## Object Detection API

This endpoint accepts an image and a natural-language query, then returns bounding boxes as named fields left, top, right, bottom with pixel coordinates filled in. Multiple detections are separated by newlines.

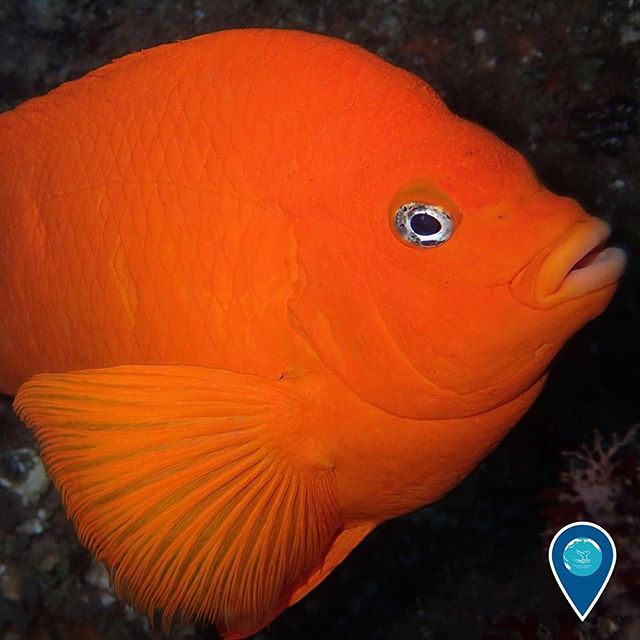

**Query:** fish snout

left=510, top=218, right=627, bottom=309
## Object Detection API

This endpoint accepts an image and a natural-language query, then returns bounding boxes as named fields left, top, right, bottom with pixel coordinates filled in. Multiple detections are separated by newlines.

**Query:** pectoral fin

left=14, top=365, right=341, bottom=639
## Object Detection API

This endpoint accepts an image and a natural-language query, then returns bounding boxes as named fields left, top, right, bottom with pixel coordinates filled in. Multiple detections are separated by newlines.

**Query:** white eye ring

left=394, top=202, right=454, bottom=247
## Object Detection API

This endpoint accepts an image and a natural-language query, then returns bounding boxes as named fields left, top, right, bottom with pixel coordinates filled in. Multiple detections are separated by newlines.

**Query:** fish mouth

left=511, top=218, right=627, bottom=308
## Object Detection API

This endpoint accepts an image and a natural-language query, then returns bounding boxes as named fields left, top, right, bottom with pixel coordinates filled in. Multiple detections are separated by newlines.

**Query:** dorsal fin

left=15, top=365, right=341, bottom=638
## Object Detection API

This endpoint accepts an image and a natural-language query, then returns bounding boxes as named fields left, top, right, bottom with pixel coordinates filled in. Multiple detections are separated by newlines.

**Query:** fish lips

left=510, top=218, right=627, bottom=309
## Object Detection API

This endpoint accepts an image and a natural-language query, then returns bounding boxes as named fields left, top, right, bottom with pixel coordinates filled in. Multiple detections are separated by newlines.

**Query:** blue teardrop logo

left=549, top=522, right=616, bottom=621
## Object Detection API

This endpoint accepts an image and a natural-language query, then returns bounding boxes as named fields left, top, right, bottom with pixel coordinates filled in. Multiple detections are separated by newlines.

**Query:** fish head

left=286, top=61, right=625, bottom=422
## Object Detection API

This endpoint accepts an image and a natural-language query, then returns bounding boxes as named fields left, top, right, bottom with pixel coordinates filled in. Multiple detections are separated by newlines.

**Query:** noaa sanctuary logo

left=549, top=522, right=616, bottom=621
left=562, top=537, right=603, bottom=577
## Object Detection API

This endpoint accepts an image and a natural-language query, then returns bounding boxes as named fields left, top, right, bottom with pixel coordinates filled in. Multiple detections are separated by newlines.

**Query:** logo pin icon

left=549, top=521, right=616, bottom=621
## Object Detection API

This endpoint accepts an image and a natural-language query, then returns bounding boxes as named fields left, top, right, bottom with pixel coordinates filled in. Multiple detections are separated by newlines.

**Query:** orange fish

left=0, top=29, right=626, bottom=638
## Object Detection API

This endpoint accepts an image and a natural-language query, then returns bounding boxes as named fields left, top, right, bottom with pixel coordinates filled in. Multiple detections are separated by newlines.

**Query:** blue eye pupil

left=410, top=213, right=441, bottom=236
left=394, top=201, right=453, bottom=248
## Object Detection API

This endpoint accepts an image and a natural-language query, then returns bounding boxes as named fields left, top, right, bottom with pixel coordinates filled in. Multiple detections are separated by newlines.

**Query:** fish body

left=0, top=29, right=625, bottom=638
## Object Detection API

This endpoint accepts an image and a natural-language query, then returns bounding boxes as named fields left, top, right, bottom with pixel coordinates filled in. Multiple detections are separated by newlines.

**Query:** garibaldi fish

left=0, top=29, right=626, bottom=638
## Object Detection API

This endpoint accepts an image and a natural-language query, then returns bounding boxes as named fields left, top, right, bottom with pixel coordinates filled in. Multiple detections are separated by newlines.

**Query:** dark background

left=0, top=1, right=638, bottom=639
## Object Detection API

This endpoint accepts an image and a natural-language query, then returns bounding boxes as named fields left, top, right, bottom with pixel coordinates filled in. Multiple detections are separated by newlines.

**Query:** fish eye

left=394, top=202, right=453, bottom=247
